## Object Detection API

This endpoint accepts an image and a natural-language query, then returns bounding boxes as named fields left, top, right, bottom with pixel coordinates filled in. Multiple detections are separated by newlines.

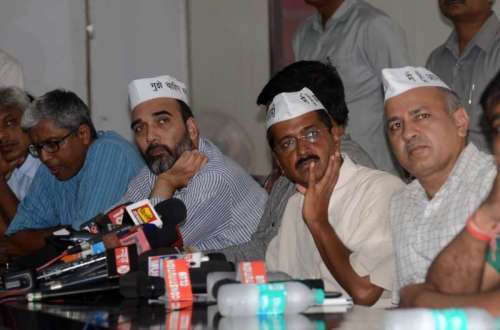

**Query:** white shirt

left=7, top=155, right=40, bottom=200
left=390, top=144, right=496, bottom=293
left=266, top=155, right=404, bottom=306
left=0, top=50, right=24, bottom=88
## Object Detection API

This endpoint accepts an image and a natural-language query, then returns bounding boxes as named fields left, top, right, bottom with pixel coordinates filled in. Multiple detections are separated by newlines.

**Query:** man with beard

left=264, top=87, right=403, bottom=306
left=122, top=75, right=267, bottom=251
left=0, top=87, right=40, bottom=234
left=427, top=0, right=500, bottom=152
left=382, top=66, right=497, bottom=302
left=1, top=89, right=144, bottom=257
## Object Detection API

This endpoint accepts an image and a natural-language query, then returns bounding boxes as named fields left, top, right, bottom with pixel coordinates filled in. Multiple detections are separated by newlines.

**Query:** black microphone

left=142, top=198, right=187, bottom=249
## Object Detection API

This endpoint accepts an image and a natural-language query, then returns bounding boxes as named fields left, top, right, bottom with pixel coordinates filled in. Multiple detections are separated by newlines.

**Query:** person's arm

left=2, top=228, right=56, bottom=257
left=400, top=283, right=500, bottom=316
left=299, top=152, right=383, bottom=306
left=426, top=170, right=500, bottom=293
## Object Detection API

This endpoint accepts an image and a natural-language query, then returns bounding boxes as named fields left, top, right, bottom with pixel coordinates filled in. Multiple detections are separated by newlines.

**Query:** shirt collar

left=14, top=154, right=40, bottom=177
left=312, top=0, right=357, bottom=32
left=332, top=153, right=357, bottom=190
left=409, top=143, right=480, bottom=202
left=445, top=13, right=500, bottom=57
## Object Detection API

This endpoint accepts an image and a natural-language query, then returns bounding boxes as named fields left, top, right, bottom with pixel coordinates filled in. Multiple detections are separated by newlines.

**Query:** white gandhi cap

left=266, top=87, right=327, bottom=129
left=128, top=75, right=189, bottom=111
left=382, top=66, right=451, bottom=102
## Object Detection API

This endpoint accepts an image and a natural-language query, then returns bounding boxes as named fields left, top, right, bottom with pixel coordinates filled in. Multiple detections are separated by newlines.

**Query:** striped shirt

left=390, top=144, right=496, bottom=292
left=121, top=137, right=268, bottom=250
left=6, top=131, right=145, bottom=235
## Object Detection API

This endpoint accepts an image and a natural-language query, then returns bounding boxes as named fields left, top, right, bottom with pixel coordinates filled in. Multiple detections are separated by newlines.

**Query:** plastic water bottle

left=384, top=308, right=499, bottom=330
left=217, top=281, right=324, bottom=317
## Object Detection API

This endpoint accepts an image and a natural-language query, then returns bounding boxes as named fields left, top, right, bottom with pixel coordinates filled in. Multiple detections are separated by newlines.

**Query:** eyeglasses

left=28, top=130, right=76, bottom=158
left=274, top=128, right=325, bottom=154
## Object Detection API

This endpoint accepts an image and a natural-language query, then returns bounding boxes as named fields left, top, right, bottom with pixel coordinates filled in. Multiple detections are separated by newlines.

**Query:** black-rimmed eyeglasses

left=28, top=130, right=76, bottom=158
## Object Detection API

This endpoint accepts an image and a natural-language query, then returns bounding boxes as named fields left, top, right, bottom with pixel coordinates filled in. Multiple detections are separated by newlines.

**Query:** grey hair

left=439, top=87, right=462, bottom=114
left=0, top=86, right=31, bottom=113
left=22, top=89, right=97, bottom=138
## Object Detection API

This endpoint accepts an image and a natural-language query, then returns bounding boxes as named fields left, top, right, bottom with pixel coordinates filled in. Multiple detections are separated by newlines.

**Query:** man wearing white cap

left=387, top=68, right=500, bottom=314
left=123, top=75, right=267, bottom=251
left=264, top=87, right=403, bottom=306
left=382, top=66, right=497, bottom=297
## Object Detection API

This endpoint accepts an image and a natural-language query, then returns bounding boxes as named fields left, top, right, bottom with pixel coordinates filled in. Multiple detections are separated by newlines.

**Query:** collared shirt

left=293, top=0, right=410, bottom=174
left=6, top=131, right=144, bottom=235
left=266, top=155, right=404, bottom=306
left=390, top=144, right=496, bottom=292
left=212, top=135, right=376, bottom=262
left=7, top=154, right=40, bottom=201
left=0, top=50, right=24, bottom=88
left=120, top=137, right=268, bottom=251
left=426, top=13, right=500, bottom=151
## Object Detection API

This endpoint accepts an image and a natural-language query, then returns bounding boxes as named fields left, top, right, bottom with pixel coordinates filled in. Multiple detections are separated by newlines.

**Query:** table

left=0, top=292, right=390, bottom=329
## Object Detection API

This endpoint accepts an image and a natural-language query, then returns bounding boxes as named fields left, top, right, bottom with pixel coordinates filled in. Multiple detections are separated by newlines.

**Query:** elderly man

left=213, top=61, right=376, bottom=262
left=264, top=87, right=403, bottom=306
left=122, top=75, right=267, bottom=251
left=383, top=66, right=497, bottom=299
left=0, top=87, right=40, bottom=233
left=4, top=89, right=144, bottom=255
left=293, top=0, right=410, bottom=174
left=427, top=0, right=500, bottom=152
left=397, top=70, right=500, bottom=316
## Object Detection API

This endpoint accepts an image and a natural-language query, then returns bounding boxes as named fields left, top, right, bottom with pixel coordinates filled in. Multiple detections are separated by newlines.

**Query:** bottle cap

left=313, top=289, right=325, bottom=305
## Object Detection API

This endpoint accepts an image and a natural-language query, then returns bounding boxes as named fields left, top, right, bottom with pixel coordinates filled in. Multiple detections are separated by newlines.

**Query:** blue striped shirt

left=6, top=131, right=145, bottom=235
left=121, top=137, right=268, bottom=250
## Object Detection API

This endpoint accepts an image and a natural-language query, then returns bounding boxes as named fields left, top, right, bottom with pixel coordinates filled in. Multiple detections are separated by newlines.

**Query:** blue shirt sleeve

left=6, top=166, right=57, bottom=235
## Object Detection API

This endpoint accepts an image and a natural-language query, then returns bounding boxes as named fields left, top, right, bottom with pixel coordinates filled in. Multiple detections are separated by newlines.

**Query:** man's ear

left=452, top=107, right=469, bottom=138
left=330, top=122, right=345, bottom=139
left=186, top=117, right=199, bottom=145
left=77, top=124, right=92, bottom=146
left=272, top=151, right=285, bottom=175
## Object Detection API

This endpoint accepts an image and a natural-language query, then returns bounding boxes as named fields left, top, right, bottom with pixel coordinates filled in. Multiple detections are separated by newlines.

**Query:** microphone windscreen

left=142, top=224, right=178, bottom=249
left=154, top=198, right=187, bottom=226
left=119, top=271, right=164, bottom=299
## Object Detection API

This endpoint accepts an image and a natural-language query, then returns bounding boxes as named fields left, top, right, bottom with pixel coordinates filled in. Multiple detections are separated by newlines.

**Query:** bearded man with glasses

left=1, top=89, right=144, bottom=258
left=264, top=87, right=404, bottom=307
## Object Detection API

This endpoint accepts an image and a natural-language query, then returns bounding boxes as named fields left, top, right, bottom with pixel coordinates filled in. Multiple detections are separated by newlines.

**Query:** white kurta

left=266, top=155, right=404, bottom=306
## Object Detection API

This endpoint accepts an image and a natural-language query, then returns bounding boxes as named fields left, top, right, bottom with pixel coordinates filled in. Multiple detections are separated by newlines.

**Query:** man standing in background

left=293, top=0, right=410, bottom=174
left=427, top=0, right=500, bottom=151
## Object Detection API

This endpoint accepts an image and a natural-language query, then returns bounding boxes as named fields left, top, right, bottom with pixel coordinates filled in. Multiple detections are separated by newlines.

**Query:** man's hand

left=150, top=150, right=208, bottom=200
left=297, top=151, right=342, bottom=228
left=399, top=283, right=434, bottom=307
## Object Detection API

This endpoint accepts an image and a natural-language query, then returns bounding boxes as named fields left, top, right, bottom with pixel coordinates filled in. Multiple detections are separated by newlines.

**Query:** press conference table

left=0, top=293, right=389, bottom=329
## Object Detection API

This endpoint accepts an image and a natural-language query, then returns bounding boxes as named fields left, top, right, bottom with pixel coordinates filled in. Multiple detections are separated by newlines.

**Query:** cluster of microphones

left=0, top=197, right=350, bottom=327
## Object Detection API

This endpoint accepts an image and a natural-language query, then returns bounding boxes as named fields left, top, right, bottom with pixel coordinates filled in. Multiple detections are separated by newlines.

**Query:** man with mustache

left=427, top=0, right=500, bottom=152
left=264, top=87, right=403, bottom=306
left=392, top=69, right=500, bottom=315
left=293, top=0, right=410, bottom=175
left=382, top=66, right=497, bottom=302
left=0, top=87, right=40, bottom=234
left=122, top=75, right=267, bottom=251
left=2, top=89, right=144, bottom=256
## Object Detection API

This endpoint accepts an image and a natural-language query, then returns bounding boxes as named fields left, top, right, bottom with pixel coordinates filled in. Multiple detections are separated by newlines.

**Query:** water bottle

left=217, top=281, right=324, bottom=317
left=384, top=308, right=499, bottom=330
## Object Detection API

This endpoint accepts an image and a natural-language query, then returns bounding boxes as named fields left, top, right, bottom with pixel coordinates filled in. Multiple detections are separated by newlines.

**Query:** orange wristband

left=465, top=213, right=492, bottom=242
